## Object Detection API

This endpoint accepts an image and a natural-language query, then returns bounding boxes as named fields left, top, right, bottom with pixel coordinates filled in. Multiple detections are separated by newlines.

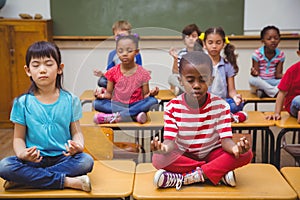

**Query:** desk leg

left=261, top=130, right=267, bottom=163
left=275, top=128, right=290, bottom=169
left=252, top=130, right=257, bottom=163
left=141, top=130, right=145, bottom=162
left=267, top=128, right=275, bottom=165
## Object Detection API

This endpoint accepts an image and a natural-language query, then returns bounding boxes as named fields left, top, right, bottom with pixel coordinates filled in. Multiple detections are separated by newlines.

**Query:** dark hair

left=116, top=34, right=140, bottom=49
left=179, top=51, right=213, bottom=77
left=25, top=41, right=64, bottom=93
left=203, top=27, right=239, bottom=74
left=260, top=25, right=281, bottom=39
left=298, top=39, right=300, bottom=51
left=182, top=24, right=201, bottom=39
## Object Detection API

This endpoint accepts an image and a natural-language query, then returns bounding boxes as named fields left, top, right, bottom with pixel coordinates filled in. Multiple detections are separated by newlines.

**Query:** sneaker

left=93, top=112, right=120, bottom=124
left=256, top=89, right=266, bottom=98
left=75, top=175, right=91, bottom=192
left=154, top=169, right=183, bottom=190
left=136, top=112, right=147, bottom=124
left=231, top=111, right=248, bottom=123
left=221, top=171, right=236, bottom=187
left=182, top=167, right=205, bottom=185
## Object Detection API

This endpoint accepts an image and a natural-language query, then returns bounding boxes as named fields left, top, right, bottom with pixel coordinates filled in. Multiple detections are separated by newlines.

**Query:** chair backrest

left=81, top=126, right=114, bottom=160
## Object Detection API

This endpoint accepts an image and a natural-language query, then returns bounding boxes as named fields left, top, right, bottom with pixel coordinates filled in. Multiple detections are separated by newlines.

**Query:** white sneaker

left=75, top=175, right=91, bottom=192
left=183, top=167, right=205, bottom=185
left=221, top=171, right=236, bottom=187
left=153, top=169, right=183, bottom=190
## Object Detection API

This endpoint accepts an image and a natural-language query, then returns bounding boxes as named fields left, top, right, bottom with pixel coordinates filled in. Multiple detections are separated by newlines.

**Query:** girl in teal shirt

left=0, top=41, right=94, bottom=192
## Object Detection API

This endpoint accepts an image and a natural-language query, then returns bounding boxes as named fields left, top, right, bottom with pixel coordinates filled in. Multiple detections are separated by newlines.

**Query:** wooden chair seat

left=283, top=144, right=300, bottom=166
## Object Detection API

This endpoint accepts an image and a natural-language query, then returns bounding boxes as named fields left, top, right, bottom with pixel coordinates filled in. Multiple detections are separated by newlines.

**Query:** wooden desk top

left=281, top=167, right=300, bottom=198
left=155, top=89, right=176, bottom=101
left=274, top=111, right=300, bottom=129
left=0, top=160, right=136, bottom=198
left=81, top=89, right=176, bottom=102
left=80, top=89, right=95, bottom=102
left=237, top=90, right=276, bottom=102
left=231, top=111, right=275, bottom=128
left=80, top=111, right=164, bottom=130
left=133, top=163, right=296, bottom=200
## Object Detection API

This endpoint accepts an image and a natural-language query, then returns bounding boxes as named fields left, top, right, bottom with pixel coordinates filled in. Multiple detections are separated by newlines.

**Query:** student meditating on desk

left=93, top=34, right=158, bottom=124
left=151, top=51, right=252, bottom=190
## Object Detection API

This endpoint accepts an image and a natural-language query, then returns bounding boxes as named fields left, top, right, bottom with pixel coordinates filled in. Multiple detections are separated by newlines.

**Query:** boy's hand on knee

left=151, top=137, right=168, bottom=153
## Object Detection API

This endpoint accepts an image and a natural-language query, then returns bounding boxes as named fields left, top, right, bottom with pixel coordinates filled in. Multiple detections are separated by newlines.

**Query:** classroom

left=1, top=0, right=299, bottom=106
left=0, top=0, right=300, bottom=199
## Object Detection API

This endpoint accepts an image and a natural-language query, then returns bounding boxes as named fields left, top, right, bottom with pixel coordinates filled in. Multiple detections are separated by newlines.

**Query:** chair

left=81, top=126, right=113, bottom=160
left=273, top=111, right=300, bottom=168
left=81, top=126, right=144, bottom=163
left=281, top=130, right=300, bottom=166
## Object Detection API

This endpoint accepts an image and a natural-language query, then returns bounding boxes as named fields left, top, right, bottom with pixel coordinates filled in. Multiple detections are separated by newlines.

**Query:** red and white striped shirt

left=164, top=93, right=232, bottom=159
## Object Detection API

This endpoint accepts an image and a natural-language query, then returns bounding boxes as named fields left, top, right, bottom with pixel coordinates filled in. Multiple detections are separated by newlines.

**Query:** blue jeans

left=93, top=96, right=158, bottom=120
left=0, top=153, right=94, bottom=189
left=226, top=98, right=244, bottom=114
left=290, top=95, right=300, bottom=118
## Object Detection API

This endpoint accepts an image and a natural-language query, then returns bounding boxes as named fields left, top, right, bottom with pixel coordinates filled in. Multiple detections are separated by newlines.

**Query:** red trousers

left=152, top=147, right=253, bottom=185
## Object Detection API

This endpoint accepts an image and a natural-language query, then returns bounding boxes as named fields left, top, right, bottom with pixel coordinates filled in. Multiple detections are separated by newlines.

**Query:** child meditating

left=0, top=41, right=94, bottom=192
left=151, top=51, right=252, bottom=190
left=249, top=25, right=285, bottom=98
left=266, top=39, right=300, bottom=123
left=93, top=34, right=158, bottom=124
left=93, top=20, right=142, bottom=90
left=199, top=27, right=245, bottom=120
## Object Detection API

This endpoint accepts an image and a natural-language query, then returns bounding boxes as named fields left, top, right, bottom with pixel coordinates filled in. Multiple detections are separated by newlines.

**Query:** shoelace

left=164, top=172, right=183, bottom=190
left=230, top=113, right=239, bottom=123
left=183, top=167, right=205, bottom=185
left=109, top=112, right=120, bottom=123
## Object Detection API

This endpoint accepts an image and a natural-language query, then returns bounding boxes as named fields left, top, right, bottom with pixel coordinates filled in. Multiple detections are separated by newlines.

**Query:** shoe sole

left=136, top=112, right=147, bottom=124
left=223, top=171, right=236, bottom=187
left=153, top=169, right=165, bottom=188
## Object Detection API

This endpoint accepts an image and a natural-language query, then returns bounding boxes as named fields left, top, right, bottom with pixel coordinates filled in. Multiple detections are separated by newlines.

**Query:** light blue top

left=209, top=57, right=235, bottom=99
left=10, top=90, right=82, bottom=157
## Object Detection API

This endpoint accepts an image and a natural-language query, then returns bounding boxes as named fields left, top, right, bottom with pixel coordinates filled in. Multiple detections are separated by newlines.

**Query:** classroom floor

left=0, top=127, right=296, bottom=168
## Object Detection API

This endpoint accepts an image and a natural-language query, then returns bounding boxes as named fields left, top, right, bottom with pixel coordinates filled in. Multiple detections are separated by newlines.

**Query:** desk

left=0, top=160, right=136, bottom=200
left=238, top=90, right=276, bottom=111
left=133, top=163, right=296, bottom=200
left=273, top=111, right=300, bottom=169
left=80, top=111, right=164, bottom=162
left=281, top=167, right=300, bottom=199
left=232, top=111, right=275, bottom=164
left=80, top=89, right=95, bottom=106
left=155, top=89, right=175, bottom=110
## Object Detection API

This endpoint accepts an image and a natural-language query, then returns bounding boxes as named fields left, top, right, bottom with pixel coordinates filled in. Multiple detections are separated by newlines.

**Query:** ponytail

left=224, top=43, right=239, bottom=74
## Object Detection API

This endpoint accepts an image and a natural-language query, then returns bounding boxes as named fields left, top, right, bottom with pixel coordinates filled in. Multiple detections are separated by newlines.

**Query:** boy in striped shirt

left=151, top=51, right=253, bottom=190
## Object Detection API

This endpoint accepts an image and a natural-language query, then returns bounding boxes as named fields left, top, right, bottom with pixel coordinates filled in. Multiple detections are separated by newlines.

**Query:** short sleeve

left=71, top=94, right=82, bottom=122
left=10, top=95, right=27, bottom=125
left=252, top=50, right=259, bottom=62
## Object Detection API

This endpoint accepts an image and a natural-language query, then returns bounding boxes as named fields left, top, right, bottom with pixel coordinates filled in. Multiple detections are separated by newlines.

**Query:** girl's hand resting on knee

left=233, top=94, right=243, bottom=106
left=18, top=146, right=43, bottom=163
left=63, top=140, right=83, bottom=156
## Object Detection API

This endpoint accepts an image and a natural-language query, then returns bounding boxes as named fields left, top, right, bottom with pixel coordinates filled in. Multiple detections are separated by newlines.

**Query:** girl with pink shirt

left=93, top=34, right=158, bottom=124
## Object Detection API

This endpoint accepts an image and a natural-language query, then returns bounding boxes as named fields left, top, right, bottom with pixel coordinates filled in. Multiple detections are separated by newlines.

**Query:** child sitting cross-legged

left=151, top=51, right=253, bottom=190
left=93, top=34, right=159, bottom=124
